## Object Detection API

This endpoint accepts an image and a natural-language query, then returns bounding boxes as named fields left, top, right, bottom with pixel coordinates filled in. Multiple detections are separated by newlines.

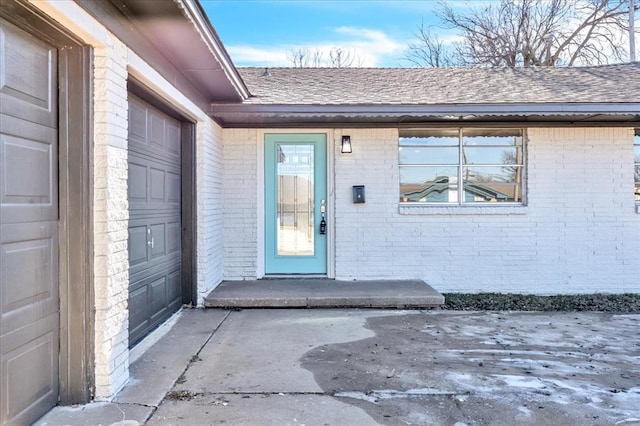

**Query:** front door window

left=277, top=144, right=315, bottom=256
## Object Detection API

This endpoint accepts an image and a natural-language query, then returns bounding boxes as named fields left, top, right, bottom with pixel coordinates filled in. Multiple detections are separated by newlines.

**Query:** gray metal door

left=0, top=19, right=60, bottom=425
left=128, top=95, right=182, bottom=347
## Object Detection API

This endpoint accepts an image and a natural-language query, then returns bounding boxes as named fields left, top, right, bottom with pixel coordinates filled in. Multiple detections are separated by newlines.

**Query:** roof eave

left=177, top=0, right=250, bottom=100
left=209, top=102, right=640, bottom=127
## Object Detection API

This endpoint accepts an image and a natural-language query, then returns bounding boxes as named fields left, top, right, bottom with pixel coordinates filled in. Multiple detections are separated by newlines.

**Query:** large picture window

left=399, top=128, right=525, bottom=204
left=634, top=129, right=640, bottom=203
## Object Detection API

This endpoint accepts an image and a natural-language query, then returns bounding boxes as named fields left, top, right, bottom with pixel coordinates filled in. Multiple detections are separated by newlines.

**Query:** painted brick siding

left=223, top=129, right=259, bottom=279
left=333, top=127, right=639, bottom=294
left=196, top=120, right=225, bottom=302
left=92, top=34, right=130, bottom=399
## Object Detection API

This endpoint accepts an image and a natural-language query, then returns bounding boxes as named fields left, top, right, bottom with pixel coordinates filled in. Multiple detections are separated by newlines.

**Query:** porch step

left=203, top=279, right=444, bottom=309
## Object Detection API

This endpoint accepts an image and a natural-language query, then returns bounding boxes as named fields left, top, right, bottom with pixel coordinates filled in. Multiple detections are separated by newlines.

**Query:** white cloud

left=226, top=45, right=290, bottom=67
left=226, top=26, right=407, bottom=67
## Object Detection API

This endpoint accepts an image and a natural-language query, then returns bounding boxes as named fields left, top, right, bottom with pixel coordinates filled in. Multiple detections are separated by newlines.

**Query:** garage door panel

left=0, top=314, right=58, bottom=426
left=2, top=135, right=53, bottom=199
left=167, top=171, right=180, bottom=204
left=128, top=96, right=180, bottom=158
left=128, top=225, right=148, bottom=267
left=150, top=167, right=165, bottom=202
left=3, top=330, right=57, bottom=416
left=149, top=276, right=167, bottom=317
left=128, top=152, right=180, bottom=212
left=149, top=112, right=165, bottom=149
left=1, top=117, right=57, bottom=224
left=149, top=223, right=166, bottom=258
left=1, top=226, right=57, bottom=333
left=167, top=221, right=181, bottom=254
left=127, top=286, right=148, bottom=343
left=0, top=18, right=59, bottom=425
left=128, top=262, right=181, bottom=346
left=167, top=269, right=181, bottom=307
left=165, top=122, right=180, bottom=155
left=0, top=21, right=57, bottom=128
left=127, top=162, right=147, bottom=202
left=129, top=255, right=181, bottom=290
left=128, top=94, right=182, bottom=347
left=128, top=215, right=179, bottom=274
left=128, top=99, right=147, bottom=143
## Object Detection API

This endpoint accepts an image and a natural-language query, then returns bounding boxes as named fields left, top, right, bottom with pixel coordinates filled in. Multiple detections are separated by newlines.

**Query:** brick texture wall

left=196, top=120, right=225, bottom=302
left=220, top=127, right=639, bottom=294
left=333, top=127, right=639, bottom=294
left=92, top=34, right=130, bottom=399
left=222, top=129, right=259, bottom=279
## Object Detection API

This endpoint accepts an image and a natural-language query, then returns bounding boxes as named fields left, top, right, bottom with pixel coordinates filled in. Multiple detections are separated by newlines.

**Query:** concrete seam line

left=142, top=309, right=233, bottom=423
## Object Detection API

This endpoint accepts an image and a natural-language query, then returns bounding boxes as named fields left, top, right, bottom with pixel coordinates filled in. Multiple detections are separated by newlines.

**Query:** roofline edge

left=178, top=0, right=250, bottom=100
left=209, top=102, right=640, bottom=116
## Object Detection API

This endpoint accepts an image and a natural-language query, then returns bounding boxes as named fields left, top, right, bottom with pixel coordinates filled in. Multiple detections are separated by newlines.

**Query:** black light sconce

left=341, top=135, right=352, bottom=153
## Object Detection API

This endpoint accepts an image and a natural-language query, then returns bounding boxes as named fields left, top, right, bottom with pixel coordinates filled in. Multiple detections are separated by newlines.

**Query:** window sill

left=399, top=203, right=528, bottom=216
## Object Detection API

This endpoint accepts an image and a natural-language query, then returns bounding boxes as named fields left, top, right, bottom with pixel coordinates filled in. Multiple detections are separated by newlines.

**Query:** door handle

left=319, top=199, right=327, bottom=234
left=147, top=228, right=154, bottom=249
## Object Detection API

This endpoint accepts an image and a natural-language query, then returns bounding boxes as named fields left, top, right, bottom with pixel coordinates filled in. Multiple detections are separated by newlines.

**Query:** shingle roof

left=237, top=63, right=640, bottom=105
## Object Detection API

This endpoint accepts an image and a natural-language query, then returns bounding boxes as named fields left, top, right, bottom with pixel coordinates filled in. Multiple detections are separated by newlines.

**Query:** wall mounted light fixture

left=341, top=135, right=352, bottom=153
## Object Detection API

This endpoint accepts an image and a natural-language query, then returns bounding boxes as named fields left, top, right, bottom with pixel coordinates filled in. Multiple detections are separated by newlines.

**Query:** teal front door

left=265, top=134, right=327, bottom=274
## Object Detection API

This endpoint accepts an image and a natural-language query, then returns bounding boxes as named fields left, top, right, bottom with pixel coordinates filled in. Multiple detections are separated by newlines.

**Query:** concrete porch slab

left=203, top=279, right=444, bottom=309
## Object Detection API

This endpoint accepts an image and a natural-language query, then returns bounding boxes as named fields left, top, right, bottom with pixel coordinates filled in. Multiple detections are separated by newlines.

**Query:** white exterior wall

left=196, top=120, right=225, bottom=301
left=222, top=129, right=259, bottom=279
left=30, top=0, right=226, bottom=400
left=224, top=127, right=639, bottom=294
left=92, top=34, right=130, bottom=399
left=333, top=127, right=639, bottom=294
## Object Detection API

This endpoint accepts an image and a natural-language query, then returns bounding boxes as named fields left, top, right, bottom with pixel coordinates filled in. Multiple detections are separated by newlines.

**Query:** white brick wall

left=333, top=127, right=640, bottom=294
left=222, top=128, right=258, bottom=279
left=222, top=127, right=639, bottom=293
left=196, top=120, right=225, bottom=301
left=92, top=34, right=130, bottom=399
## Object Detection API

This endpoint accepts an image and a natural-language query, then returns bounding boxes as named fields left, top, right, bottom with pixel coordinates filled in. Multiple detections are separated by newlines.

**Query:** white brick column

left=196, top=119, right=225, bottom=302
left=92, top=34, right=130, bottom=399
left=222, top=129, right=258, bottom=279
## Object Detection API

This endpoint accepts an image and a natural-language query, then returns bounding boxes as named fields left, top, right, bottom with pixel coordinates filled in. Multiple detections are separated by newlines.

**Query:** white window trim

left=399, top=127, right=527, bottom=207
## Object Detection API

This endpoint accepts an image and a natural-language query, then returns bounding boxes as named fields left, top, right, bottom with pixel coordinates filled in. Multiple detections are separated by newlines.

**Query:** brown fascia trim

left=215, top=120, right=640, bottom=129
left=209, top=102, right=640, bottom=116
left=178, top=0, right=250, bottom=100
left=209, top=102, right=640, bottom=127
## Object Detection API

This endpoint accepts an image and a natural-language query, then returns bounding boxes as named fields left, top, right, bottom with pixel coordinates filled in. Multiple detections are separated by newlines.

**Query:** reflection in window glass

left=399, top=147, right=458, bottom=165
left=399, top=128, right=525, bottom=204
left=400, top=167, right=458, bottom=202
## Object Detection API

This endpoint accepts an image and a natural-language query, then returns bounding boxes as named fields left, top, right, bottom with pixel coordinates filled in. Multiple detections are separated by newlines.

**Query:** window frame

left=399, top=127, right=527, bottom=206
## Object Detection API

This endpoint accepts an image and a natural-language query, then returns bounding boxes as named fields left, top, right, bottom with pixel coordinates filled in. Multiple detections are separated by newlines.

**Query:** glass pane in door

left=276, top=144, right=314, bottom=256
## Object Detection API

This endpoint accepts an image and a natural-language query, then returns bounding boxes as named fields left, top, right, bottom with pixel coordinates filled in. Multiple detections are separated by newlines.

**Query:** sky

left=200, top=0, right=459, bottom=67
left=201, top=0, right=640, bottom=68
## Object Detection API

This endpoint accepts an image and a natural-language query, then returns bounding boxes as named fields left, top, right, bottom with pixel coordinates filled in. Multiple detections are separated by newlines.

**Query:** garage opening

left=127, top=90, right=195, bottom=347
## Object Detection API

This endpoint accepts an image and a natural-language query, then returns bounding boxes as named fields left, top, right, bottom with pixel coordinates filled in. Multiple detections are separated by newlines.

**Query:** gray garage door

left=0, top=19, right=60, bottom=425
left=127, top=95, right=182, bottom=347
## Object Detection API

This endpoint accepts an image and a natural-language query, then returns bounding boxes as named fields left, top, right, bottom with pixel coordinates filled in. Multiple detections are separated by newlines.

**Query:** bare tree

left=405, top=20, right=456, bottom=67
left=287, top=48, right=324, bottom=67
left=287, top=46, right=363, bottom=67
left=405, top=0, right=638, bottom=67
left=328, top=47, right=360, bottom=67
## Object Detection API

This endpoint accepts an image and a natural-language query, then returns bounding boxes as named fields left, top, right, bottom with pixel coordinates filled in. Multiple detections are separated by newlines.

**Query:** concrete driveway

left=38, top=309, right=640, bottom=426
